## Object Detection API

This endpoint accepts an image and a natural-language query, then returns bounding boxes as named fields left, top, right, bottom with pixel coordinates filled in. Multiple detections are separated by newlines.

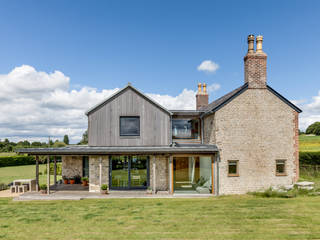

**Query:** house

left=17, top=35, right=302, bottom=195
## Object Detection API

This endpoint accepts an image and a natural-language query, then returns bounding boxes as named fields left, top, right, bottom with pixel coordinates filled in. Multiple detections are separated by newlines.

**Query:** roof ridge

left=85, top=84, right=172, bottom=116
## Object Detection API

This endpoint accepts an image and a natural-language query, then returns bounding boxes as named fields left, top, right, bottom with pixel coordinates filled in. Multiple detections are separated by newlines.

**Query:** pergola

left=17, top=144, right=219, bottom=195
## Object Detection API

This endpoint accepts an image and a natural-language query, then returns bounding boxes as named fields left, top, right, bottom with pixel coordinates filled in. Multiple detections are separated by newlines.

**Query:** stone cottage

left=18, top=35, right=302, bottom=195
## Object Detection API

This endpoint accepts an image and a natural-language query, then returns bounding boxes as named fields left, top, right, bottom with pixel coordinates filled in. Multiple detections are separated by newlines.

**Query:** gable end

left=267, top=85, right=302, bottom=113
left=86, top=84, right=172, bottom=116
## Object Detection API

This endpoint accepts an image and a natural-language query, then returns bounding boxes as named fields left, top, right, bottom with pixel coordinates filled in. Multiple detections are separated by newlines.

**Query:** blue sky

left=0, top=0, right=319, bottom=142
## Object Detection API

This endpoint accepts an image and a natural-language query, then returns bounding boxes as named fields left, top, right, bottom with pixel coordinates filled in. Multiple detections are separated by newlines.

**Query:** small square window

left=228, top=160, right=239, bottom=177
left=276, top=160, right=286, bottom=176
left=120, top=116, right=140, bottom=136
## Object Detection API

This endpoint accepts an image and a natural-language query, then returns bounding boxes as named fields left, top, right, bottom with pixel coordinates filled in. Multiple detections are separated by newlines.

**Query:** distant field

left=299, top=134, right=320, bottom=152
left=0, top=152, right=17, bottom=157
left=0, top=164, right=61, bottom=185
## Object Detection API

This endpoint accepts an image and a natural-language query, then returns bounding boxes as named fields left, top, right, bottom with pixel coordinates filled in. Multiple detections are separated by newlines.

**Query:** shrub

left=249, top=186, right=314, bottom=198
left=40, top=184, right=47, bottom=190
left=101, top=184, right=108, bottom=191
left=0, top=183, right=8, bottom=191
left=299, top=152, right=320, bottom=165
left=0, top=156, right=35, bottom=167
left=44, top=163, right=62, bottom=175
left=249, top=188, right=296, bottom=198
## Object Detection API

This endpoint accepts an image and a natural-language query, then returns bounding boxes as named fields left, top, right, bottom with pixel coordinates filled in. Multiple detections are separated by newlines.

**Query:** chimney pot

left=197, top=83, right=202, bottom=93
left=256, top=35, right=264, bottom=53
left=247, top=34, right=255, bottom=53
left=203, top=83, right=207, bottom=93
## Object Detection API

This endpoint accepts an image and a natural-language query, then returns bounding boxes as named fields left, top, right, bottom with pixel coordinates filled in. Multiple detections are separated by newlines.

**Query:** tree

left=53, top=141, right=67, bottom=148
left=63, top=135, right=69, bottom=145
left=306, top=122, right=320, bottom=135
left=78, top=130, right=88, bottom=145
left=31, top=141, right=42, bottom=147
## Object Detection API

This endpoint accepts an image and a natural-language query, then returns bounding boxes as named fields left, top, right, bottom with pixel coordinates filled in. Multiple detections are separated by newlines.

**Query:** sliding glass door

left=110, top=156, right=149, bottom=190
left=173, top=156, right=212, bottom=194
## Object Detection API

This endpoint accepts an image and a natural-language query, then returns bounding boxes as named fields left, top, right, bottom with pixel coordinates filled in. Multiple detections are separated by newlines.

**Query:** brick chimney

left=196, top=83, right=209, bottom=110
left=244, top=35, right=267, bottom=88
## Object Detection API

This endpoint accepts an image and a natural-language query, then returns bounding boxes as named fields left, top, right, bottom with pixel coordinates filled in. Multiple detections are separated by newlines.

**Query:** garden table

left=13, top=179, right=37, bottom=192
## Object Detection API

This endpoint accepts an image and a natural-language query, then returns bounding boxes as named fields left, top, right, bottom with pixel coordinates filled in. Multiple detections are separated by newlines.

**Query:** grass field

left=0, top=195, right=320, bottom=240
left=0, top=152, right=17, bottom=157
left=0, top=164, right=61, bottom=185
left=299, top=134, right=320, bottom=152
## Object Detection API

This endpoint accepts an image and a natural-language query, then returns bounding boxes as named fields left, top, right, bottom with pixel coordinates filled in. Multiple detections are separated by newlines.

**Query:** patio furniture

left=10, top=185, right=19, bottom=193
left=18, top=185, right=28, bottom=193
left=13, top=179, right=37, bottom=192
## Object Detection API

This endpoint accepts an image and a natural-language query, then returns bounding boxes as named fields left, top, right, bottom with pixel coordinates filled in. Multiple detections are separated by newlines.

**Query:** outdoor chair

left=18, top=185, right=28, bottom=193
left=10, top=185, right=19, bottom=193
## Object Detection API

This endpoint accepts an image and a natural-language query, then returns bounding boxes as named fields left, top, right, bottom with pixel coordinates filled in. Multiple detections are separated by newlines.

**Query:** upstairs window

left=172, top=119, right=199, bottom=139
left=276, top=160, right=286, bottom=176
left=120, top=116, right=140, bottom=136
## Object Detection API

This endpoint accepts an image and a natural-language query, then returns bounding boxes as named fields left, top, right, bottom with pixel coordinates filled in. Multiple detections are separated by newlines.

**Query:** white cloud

left=197, top=60, right=219, bottom=73
left=207, top=83, right=221, bottom=93
left=0, top=65, right=221, bottom=143
left=147, top=89, right=196, bottom=110
left=292, top=92, right=320, bottom=131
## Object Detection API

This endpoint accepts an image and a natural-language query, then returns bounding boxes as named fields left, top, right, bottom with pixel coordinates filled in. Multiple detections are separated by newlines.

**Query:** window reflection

left=172, top=119, right=199, bottom=139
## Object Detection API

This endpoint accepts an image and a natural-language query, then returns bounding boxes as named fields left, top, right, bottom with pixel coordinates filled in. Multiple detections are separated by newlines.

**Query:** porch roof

left=16, top=144, right=218, bottom=155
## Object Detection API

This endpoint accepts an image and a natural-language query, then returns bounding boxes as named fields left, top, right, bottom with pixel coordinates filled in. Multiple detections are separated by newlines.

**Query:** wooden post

left=54, top=156, right=57, bottom=186
left=211, top=155, right=215, bottom=196
left=152, top=156, right=156, bottom=194
left=99, top=157, right=102, bottom=190
left=35, top=156, right=39, bottom=192
left=169, top=156, right=173, bottom=194
left=47, top=156, right=50, bottom=195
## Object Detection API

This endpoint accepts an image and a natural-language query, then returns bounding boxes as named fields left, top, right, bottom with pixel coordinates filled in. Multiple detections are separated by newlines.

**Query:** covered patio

left=16, top=144, right=219, bottom=197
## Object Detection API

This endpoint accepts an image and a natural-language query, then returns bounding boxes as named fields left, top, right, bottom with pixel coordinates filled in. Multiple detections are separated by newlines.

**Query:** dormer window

left=120, top=116, right=140, bottom=136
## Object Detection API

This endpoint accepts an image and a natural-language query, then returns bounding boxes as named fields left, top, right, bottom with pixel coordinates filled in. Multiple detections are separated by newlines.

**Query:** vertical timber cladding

left=88, top=87, right=171, bottom=146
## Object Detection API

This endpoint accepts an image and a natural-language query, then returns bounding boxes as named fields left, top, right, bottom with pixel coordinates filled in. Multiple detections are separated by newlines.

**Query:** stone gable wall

left=204, top=89, right=298, bottom=194
left=61, top=156, right=83, bottom=178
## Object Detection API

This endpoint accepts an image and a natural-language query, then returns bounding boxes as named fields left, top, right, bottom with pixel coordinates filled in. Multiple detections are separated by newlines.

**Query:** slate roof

left=201, top=83, right=249, bottom=116
left=201, top=82, right=302, bottom=117
left=16, top=144, right=218, bottom=155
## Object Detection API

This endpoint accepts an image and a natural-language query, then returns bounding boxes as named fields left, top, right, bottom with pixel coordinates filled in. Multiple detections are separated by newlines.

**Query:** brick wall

left=293, top=111, right=299, bottom=181
left=244, top=53, right=267, bottom=89
left=204, top=89, right=298, bottom=194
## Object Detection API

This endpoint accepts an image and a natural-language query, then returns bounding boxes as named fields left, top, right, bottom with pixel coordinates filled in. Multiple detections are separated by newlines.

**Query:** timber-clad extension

left=17, top=35, right=302, bottom=195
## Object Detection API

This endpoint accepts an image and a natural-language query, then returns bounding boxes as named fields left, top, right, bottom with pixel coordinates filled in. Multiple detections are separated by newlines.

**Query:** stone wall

left=204, top=89, right=298, bottom=195
left=150, top=155, right=169, bottom=192
left=61, top=156, right=83, bottom=178
left=89, top=156, right=109, bottom=192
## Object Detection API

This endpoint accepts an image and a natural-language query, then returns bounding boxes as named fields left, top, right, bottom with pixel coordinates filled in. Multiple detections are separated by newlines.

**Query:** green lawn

left=299, top=134, right=320, bottom=152
left=0, top=152, right=17, bottom=157
left=0, top=164, right=61, bottom=185
left=0, top=196, right=320, bottom=240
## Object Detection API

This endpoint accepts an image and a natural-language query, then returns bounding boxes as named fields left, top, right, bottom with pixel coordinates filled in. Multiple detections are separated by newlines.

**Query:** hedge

left=0, top=155, right=35, bottom=167
left=299, top=152, right=320, bottom=165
